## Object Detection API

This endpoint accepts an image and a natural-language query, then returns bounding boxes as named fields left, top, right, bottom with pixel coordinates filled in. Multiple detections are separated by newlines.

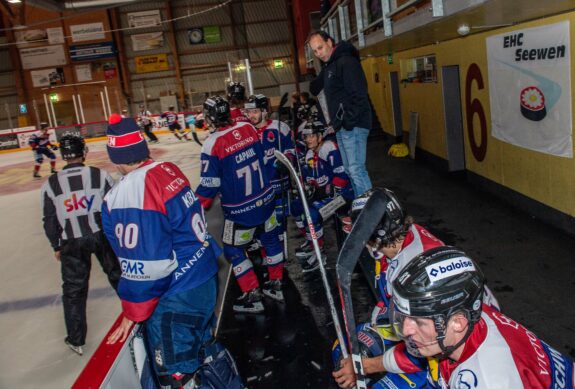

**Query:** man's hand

left=54, top=251, right=61, bottom=262
left=107, top=316, right=134, bottom=345
left=332, top=357, right=356, bottom=388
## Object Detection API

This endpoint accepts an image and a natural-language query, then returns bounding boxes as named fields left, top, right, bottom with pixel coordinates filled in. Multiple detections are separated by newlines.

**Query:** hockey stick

left=275, top=118, right=289, bottom=260
left=336, top=189, right=388, bottom=389
left=274, top=150, right=349, bottom=359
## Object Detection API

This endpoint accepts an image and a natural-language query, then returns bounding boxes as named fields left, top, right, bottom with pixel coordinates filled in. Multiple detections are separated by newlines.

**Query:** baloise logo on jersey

left=64, top=193, right=95, bottom=212
left=425, top=257, right=476, bottom=282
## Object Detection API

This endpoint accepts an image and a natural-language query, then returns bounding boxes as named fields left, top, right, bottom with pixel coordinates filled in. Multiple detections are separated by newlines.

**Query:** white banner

left=20, top=45, right=67, bottom=70
left=30, top=68, right=65, bottom=87
left=46, top=27, right=64, bottom=44
left=75, top=64, right=92, bottom=82
left=127, top=10, right=161, bottom=28
left=70, top=22, right=105, bottom=42
left=131, top=32, right=164, bottom=51
left=487, top=21, right=572, bottom=157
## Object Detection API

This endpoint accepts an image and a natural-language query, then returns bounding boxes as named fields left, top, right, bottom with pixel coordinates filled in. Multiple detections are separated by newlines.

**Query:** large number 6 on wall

left=465, top=63, right=488, bottom=162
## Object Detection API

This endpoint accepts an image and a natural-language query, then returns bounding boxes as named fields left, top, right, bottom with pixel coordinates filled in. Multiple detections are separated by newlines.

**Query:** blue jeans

left=336, top=127, right=372, bottom=197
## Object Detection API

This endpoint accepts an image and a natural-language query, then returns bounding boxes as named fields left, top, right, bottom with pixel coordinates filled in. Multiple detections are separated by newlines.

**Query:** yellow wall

left=364, top=12, right=575, bottom=217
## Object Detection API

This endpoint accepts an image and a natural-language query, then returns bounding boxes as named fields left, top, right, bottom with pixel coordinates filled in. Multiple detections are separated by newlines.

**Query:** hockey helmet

left=203, top=96, right=231, bottom=127
left=300, top=120, right=324, bottom=136
left=59, top=134, right=86, bottom=160
left=350, top=188, right=406, bottom=247
left=391, top=246, right=485, bottom=357
left=40, top=122, right=49, bottom=130
left=227, top=82, right=246, bottom=102
left=244, top=94, right=269, bottom=111
left=296, top=104, right=312, bottom=121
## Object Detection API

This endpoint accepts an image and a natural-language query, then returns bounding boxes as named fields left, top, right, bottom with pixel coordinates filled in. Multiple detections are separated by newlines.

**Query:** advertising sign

left=70, top=22, right=105, bottom=42
left=127, top=10, right=162, bottom=28
left=135, top=54, right=169, bottom=73
left=20, top=45, right=67, bottom=70
left=69, top=42, right=116, bottom=62
left=30, top=68, right=65, bottom=87
left=131, top=32, right=164, bottom=51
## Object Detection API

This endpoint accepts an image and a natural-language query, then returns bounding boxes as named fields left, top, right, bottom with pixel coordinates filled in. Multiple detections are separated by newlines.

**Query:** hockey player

left=245, top=94, right=295, bottom=244
left=227, top=82, right=249, bottom=123
left=137, top=104, right=159, bottom=143
left=387, top=246, right=575, bottom=388
left=30, top=123, right=58, bottom=178
left=161, top=105, right=191, bottom=141
left=196, top=96, right=285, bottom=313
left=41, top=134, right=121, bottom=356
left=291, top=120, right=354, bottom=272
left=102, top=115, right=243, bottom=388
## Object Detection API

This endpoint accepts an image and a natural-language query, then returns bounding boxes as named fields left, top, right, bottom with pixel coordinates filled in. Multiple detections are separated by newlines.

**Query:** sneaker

left=33, top=172, right=41, bottom=178
left=233, top=288, right=264, bottom=313
left=262, top=279, right=284, bottom=302
left=65, top=339, right=83, bottom=356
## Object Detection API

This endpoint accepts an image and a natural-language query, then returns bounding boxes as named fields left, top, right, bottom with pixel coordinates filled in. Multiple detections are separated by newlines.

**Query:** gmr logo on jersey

left=64, top=193, right=95, bottom=212
left=425, top=257, right=476, bottom=282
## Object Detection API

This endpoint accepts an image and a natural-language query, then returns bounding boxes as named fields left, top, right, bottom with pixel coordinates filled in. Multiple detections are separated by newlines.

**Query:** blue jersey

left=256, top=119, right=295, bottom=193
left=161, top=111, right=180, bottom=129
left=102, top=160, right=220, bottom=322
left=303, top=140, right=354, bottom=200
left=29, top=131, right=53, bottom=150
left=196, top=122, right=275, bottom=227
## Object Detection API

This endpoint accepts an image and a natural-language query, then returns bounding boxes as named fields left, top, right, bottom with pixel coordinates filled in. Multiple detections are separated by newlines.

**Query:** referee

left=41, top=134, right=121, bottom=356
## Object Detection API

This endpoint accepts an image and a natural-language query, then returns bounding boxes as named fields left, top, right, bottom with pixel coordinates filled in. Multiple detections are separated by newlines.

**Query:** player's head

left=350, top=188, right=409, bottom=257
left=245, top=94, right=269, bottom=126
left=106, top=114, right=149, bottom=173
left=59, top=134, right=87, bottom=161
left=391, top=246, right=485, bottom=359
left=227, top=82, right=246, bottom=104
left=301, top=120, right=324, bottom=151
left=203, top=96, right=231, bottom=128
left=169, top=105, right=175, bottom=111
left=40, top=122, right=49, bottom=132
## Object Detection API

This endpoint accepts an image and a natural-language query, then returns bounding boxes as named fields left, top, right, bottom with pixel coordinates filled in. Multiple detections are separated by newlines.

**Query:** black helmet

left=59, top=134, right=86, bottom=160
left=203, top=96, right=230, bottom=127
left=40, top=122, right=49, bottom=130
left=391, top=246, right=485, bottom=358
left=296, top=104, right=312, bottom=121
left=300, top=120, right=324, bottom=136
left=351, top=188, right=406, bottom=247
left=227, top=82, right=246, bottom=102
left=244, top=94, right=269, bottom=111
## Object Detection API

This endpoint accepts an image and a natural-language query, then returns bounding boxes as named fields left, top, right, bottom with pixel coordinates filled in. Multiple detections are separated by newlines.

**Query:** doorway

left=441, top=65, right=465, bottom=172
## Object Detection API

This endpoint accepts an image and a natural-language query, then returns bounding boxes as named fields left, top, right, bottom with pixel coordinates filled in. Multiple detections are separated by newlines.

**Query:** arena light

left=49, top=93, right=59, bottom=102
left=273, top=59, right=284, bottom=69
left=8, top=0, right=22, bottom=3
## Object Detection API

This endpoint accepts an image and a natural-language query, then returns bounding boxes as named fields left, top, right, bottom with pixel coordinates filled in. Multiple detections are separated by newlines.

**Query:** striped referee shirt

left=41, top=163, right=115, bottom=250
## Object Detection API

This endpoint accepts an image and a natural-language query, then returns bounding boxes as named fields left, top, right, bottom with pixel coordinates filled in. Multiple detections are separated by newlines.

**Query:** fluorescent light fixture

left=8, top=0, right=22, bottom=4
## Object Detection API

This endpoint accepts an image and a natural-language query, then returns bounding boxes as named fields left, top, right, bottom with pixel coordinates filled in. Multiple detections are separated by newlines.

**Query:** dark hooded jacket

left=310, top=41, right=372, bottom=132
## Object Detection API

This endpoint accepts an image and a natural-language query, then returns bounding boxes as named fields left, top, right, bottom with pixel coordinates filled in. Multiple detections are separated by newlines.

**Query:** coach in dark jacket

left=309, top=31, right=372, bottom=197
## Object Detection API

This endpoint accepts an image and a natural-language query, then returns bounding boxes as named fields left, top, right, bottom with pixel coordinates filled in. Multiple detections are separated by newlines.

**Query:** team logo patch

left=267, top=131, right=275, bottom=142
left=454, top=369, right=478, bottom=388
left=520, top=86, right=546, bottom=121
left=233, top=130, right=242, bottom=140
left=256, top=200, right=263, bottom=207
left=162, top=164, right=176, bottom=176
left=426, top=257, right=476, bottom=282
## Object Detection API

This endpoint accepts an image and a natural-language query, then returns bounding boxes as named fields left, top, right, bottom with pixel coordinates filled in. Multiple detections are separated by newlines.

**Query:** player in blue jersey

left=245, top=94, right=295, bottom=255
left=161, top=105, right=191, bottom=141
left=291, top=120, right=354, bottom=271
left=30, top=123, right=58, bottom=178
left=102, top=114, right=243, bottom=389
left=196, top=96, right=285, bottom=313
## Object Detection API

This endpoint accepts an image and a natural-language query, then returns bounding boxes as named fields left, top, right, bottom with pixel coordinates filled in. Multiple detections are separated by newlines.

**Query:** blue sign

left=18, top=104, right=27, bottom=114
left=70, top=42, right=116, bottom=62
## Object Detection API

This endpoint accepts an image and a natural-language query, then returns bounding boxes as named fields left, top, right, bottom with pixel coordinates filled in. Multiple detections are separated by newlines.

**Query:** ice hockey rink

left=0, top=133, right=210, bottom=389
left=2, top=131, right=575, bottom=389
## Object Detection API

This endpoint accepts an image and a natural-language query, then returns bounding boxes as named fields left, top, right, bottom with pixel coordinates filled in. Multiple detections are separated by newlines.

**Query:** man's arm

left=41, top=185, right=61, bottom=251
left=195, top=140, right=222, bottom=209
left=309, top=69, right=325, bottom=96
left=341, top=56, right=370, bottom=127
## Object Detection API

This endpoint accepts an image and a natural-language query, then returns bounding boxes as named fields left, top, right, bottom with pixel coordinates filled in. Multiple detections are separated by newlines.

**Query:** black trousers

left=60, top=231, right=121, bottom=346
left=143, top=123, right=158, bottom=141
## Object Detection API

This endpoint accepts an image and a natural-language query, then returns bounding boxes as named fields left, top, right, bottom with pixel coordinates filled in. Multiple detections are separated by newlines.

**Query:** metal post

left=339, top=5, right=350, bottom=41
left=72, top=94, right=80, bottom=124
left=382, top=0, right=392, bottom=36
left=227, top=62, right=233, bottom=82
left=43, top=94, right=53, bottom=127
left=49, top=97, right=57, bottom=127
left=100, top=91, right=108, bottom=119
left=32, top=99, right=41, bottom=127
left=104, top=86, right=112, bottom=117
left=77, top=94, right=86, bottom=123
left=244, top=58, right=254, bottom=96
left=5, top=102, right=13, bottom=130
left=354, top=0, right=366, bottom=47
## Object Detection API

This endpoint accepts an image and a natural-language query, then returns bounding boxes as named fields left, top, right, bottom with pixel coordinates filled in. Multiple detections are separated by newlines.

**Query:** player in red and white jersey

left=227, top=82, right=249, bottom=123
left=386, top=246, right=575, bottom=389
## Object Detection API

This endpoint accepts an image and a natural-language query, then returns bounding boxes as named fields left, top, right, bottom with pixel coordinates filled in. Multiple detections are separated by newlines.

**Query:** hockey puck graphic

left=520, top=86, right=546, bottom=121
